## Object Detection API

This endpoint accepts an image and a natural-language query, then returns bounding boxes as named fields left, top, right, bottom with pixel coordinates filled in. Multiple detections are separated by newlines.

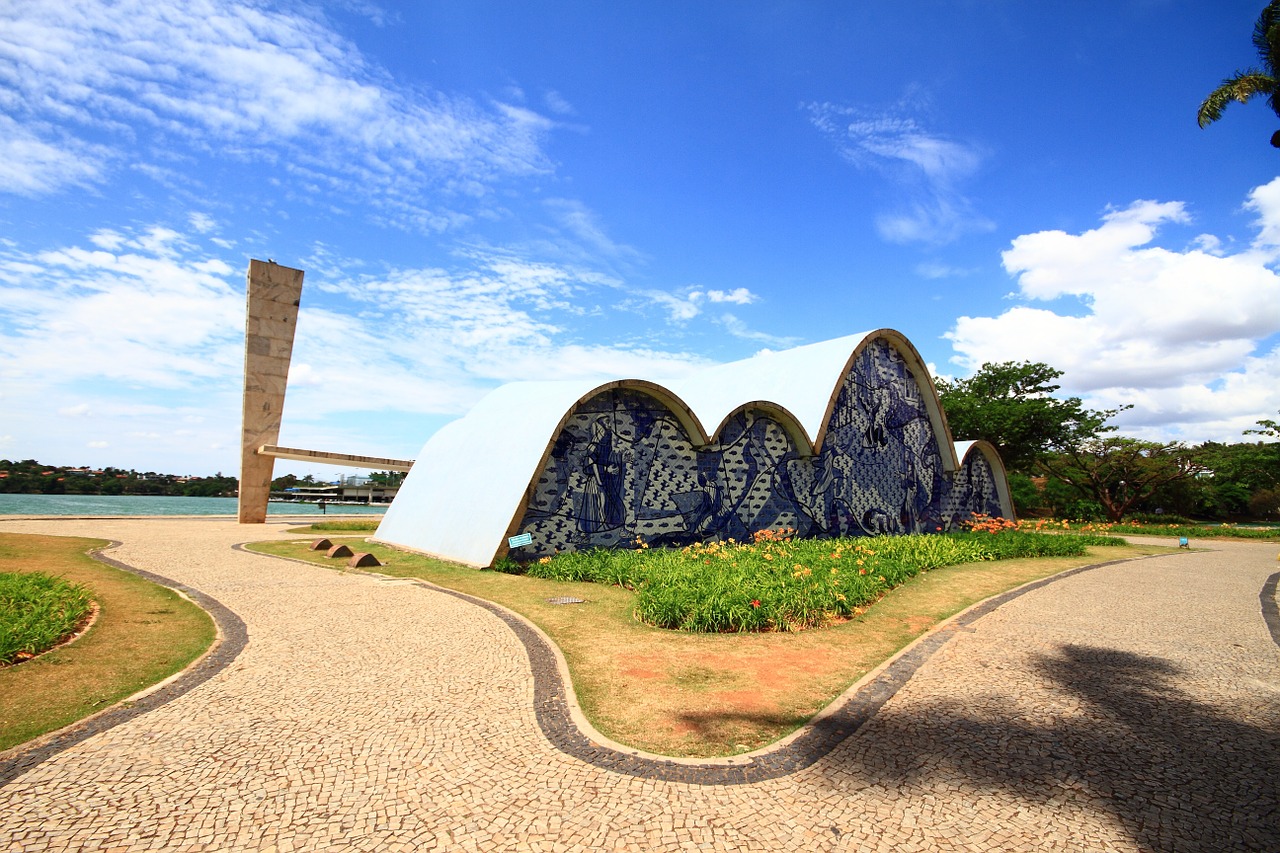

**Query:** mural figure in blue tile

left=514, top=337, right=1004, bottom=558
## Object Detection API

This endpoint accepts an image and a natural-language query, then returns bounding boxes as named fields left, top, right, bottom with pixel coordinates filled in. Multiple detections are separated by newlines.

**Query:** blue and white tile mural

left=513, top=339, right=1005, bottom=559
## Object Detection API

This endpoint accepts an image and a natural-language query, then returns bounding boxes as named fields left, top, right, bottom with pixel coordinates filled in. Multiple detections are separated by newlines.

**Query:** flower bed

left=509, top=520, right=1122, bottom=633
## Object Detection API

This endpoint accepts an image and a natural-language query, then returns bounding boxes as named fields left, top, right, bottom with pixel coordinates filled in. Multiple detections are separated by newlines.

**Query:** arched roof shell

left=954, top=439, right=1016, bottom=520
left=375, top=329, right=961, bottom=567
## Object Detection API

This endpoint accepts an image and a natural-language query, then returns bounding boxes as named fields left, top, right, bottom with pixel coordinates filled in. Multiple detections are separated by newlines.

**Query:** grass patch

left=248, top=531, right=1167, bottom=757
left=292, top=519, right=381, bottom=533
left=1021, top=517, right=1280, bottom=541
left=0, top=572, right=93, bottom=665
left=0, top=534, right=215, bottom=752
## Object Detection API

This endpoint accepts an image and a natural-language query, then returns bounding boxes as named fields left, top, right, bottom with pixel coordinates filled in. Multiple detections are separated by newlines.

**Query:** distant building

left=275, top=483, right=399, bottom=504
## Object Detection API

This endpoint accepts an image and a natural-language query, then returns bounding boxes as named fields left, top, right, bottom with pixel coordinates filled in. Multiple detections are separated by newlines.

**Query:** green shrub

left=1105, top=521, right=1278, bottom=540
left=1125, top=512, right=1197, bottom=526
left=518, top=529, right=1120, bottom=634
left=950, top=530, right=1115, bottom=558
left=0, top=572, right=94, bottom=665
left=490, top=555, right=525, bottom=574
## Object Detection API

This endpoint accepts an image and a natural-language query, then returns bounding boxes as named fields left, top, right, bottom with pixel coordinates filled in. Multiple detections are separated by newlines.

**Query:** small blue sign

left=507, top=532, right=533, bottom=548
left=1179, top=536, right=1189, bottom=548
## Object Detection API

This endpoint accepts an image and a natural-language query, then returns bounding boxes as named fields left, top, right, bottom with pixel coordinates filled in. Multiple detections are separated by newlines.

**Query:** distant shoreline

left=0, top=494, right=386, bottom=518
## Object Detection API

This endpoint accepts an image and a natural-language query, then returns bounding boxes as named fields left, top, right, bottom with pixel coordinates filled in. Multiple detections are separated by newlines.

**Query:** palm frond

left=1198, top=70, right=1279, bottom=126
left=1255, top=1, right=1280, bottom=73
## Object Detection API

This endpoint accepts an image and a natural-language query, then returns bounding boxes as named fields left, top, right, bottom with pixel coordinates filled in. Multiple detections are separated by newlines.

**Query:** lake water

left=0, top=494, right=387, bottom=517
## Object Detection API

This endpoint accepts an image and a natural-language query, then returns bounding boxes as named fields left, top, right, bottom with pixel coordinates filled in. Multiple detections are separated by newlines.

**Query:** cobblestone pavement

left=1, top=518, right=1277, bottom=852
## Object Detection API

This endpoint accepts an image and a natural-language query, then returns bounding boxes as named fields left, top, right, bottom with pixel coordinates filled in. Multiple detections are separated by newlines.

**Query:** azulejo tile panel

left=513, top=338, right=1005, bottom=558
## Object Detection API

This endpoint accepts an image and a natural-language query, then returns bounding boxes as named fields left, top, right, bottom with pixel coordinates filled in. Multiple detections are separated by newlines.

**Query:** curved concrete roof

left=954, top=440, right=1016, bottom=520
left=376, top=329, right=964, bottom=567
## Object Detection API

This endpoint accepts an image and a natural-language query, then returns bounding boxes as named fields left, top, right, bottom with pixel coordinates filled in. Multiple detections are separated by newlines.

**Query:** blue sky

left=2, top=0, right=1279, bottom=477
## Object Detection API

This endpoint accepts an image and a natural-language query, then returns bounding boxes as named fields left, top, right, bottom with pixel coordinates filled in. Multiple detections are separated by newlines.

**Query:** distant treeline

left=0, top=459, right=238, bottom=497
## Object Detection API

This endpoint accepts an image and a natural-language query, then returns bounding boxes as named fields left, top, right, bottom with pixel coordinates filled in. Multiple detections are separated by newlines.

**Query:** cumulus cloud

left=0, top=230, right=243, bottom=389
left=806, top=99, right=993, bottom=245
left=946, top=179, right=1280, bottom=442
left=0, top=0, right=556, bottom=224
left=706, top=288, right=757, bottom=305
left=644, top=286, right=762, bottom=323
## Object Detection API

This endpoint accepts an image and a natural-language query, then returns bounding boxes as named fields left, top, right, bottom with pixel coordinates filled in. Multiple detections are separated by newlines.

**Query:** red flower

left=750, top=599, right=761, bottom=608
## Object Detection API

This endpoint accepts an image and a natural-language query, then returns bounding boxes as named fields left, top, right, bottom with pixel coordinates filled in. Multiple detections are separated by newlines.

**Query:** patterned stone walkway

left=1, top=517, right=1277, bottom=852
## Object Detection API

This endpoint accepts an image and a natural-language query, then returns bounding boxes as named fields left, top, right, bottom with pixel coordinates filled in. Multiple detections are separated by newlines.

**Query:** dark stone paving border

left=7, top=540, right=1275, bottom=790
left=0, top=542, right=247, bottom=787
left=252, top=544, right=1189, bottom=785
left=502, top=554, right=1168, bottom=785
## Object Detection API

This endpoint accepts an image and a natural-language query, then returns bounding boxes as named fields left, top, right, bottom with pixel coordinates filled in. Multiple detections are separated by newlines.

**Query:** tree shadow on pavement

left=814, top=644, right=1279, bottom=852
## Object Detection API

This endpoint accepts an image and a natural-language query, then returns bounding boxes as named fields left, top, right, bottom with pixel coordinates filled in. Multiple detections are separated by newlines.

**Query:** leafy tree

left=1198, top=1, right=1280, bottom=147
left=1006, top=472, right=1044, bottom=515
left=935, top=361, right=1122, bottom=472
left=1198, top=440, right=1280, bottom=493
left=1250, top=487, right=1280, bottom=519
left=1245, top=409, right=1280, bottom=437
left=271, top=473, right=300, bottom=491
left=1039, top=438, right=1207, bottom=522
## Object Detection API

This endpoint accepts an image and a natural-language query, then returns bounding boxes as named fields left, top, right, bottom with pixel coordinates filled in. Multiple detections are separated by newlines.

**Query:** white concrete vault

left=236, top=278, right=1011, bottom=551
left=375, top=329, right=1013, bottom=567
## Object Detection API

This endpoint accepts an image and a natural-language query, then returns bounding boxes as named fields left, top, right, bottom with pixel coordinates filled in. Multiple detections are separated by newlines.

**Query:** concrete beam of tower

left=257, top=445, right=414, bottom=472
left=238, top=260, right=305, bottom=524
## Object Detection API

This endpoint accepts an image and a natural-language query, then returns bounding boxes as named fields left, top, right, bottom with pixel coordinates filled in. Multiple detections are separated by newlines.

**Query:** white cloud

left=705, top=287, right=757, bottom=305
left=647, top=290, right=705, bottom=323
left=0, top=220, right=717, bottom=471
left=0, top=230, right=244, bottom=390
left=644, top=286, right=761, bottom=322
left=946, top=179, right=1280, bottom=442
left=916, top=261, right=973, bottom=280
left=188, top=212, right=217, bottom=234
left=806, top=99, right=993, bottom=245
left=310, top=254, right=708, bottom=401
left=543, top=198, right=640, bottom=262
left=716, top=313, right=797, bottom=347
left=87, top=440, right=108, bottom=448
left=0, top=0, right=557, bottom=225
left=543, top=90, right=575, bottom=116
left=0, top=115, right=107, bottom=196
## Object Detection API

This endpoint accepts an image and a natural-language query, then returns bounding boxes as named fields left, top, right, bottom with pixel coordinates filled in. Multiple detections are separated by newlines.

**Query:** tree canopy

left=1245, top=409, right=1280, bottom=438
left=1038, top=438, right=1206, bottom=522
left=1198, top=1, right=1280, bottom=147
left=934, top=361, right=1121, bottom=472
